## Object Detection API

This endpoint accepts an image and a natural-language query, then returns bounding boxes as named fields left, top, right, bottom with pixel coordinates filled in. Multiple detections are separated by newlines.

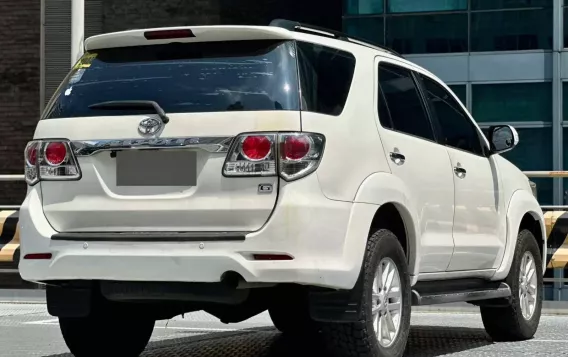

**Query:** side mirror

left=488, top=125, right=519, bottom=155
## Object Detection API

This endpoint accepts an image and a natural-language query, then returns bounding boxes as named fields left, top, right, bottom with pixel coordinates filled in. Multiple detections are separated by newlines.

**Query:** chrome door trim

left=70, top=136, right=234, bottom=157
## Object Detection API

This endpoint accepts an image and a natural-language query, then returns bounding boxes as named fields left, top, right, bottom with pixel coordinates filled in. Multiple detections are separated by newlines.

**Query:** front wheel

left=480, top=229, right=543, bottom=341
left=59, top=312, right=155, bottom=357
left=320, top=229, right=411, bottom=357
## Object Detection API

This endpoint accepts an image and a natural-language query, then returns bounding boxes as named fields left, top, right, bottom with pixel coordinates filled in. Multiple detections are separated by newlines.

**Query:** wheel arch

left=368, top=202, right=417, bottom=277
left=518, top=211, right=546, bottom=269
left=353, top=172, right=421, bottom=283
left=493, top=189, right=546, bottom=280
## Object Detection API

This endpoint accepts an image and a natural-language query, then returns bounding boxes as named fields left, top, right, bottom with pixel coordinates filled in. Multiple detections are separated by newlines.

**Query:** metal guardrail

left=524, top=171, right=568, bottom=178
left=0, top=175, right=25, bottom=182
left=525, top=171, right=568, bottom=210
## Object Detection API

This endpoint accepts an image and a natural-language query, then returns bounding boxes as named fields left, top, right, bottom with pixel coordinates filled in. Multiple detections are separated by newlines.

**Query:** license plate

left=116, top=150, right=197, bottom=186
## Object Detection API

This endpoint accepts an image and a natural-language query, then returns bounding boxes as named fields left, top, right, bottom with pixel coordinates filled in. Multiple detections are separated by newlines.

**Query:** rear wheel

left=268, top=285, right=319, bottom=336
left=480, top=229, right=543, bottom=341
left=59, top=311, right=155, bottom=357
left=320, top=229, right=411, bottom=357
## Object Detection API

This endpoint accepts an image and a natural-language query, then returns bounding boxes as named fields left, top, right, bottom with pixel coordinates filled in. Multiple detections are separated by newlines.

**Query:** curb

left=0, top=289, right=46, bottom=304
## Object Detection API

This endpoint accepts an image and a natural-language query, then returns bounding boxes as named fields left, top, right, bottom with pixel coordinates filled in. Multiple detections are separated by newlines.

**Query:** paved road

left=0, top=302, right=567, bottom=356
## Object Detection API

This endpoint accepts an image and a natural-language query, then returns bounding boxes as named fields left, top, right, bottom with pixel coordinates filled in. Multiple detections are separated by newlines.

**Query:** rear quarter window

left=296, top=42, right=356, bottom=116
left=42, top=40, right=300, bottom=120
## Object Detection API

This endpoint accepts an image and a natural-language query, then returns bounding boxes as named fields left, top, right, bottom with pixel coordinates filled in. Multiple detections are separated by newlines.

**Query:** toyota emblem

left=138, top=117, right=162, bottom=136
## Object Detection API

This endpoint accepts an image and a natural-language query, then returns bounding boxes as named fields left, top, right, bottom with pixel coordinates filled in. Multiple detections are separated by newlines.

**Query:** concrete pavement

left=0, top=299, right=567, bottom=356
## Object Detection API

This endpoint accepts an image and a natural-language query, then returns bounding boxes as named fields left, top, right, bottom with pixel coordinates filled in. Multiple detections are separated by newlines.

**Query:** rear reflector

left=253, top=254, right=293, bottom=261
left=144, top=29, right=195, bottom=40
left=23, top=253, right=52, bottom=260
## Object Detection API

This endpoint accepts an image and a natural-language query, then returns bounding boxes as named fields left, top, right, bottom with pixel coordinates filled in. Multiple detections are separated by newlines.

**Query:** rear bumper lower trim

left=51, top=231, right=248, bottom=242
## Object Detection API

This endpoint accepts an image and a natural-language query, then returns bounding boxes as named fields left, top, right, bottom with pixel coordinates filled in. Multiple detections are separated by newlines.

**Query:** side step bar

left=411, top=282, right=512, bottom=306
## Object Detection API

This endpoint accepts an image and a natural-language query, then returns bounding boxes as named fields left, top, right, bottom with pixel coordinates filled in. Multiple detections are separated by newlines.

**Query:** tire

left=269, top=285, right=319, bottom=336
left=320, top=229, right=411, bottom=357
left=59, top=312, right=155, bottom=357
left=480, top=229, right=543, bottom=342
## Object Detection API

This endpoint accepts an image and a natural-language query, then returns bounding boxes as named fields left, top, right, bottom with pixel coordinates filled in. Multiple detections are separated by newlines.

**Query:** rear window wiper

left=88, top=100, right=170, bottom=124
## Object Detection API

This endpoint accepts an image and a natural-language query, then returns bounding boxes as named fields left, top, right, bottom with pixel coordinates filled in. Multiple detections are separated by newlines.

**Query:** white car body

left=18, top=24, right=546, bottom=290
left=17, top=21, right=548, bottom=357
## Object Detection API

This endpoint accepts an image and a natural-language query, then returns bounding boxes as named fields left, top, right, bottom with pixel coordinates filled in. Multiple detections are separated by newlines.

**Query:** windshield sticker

left=68, top=68, right=85, bottom=85
left=73, top=53, right=97, bottom=70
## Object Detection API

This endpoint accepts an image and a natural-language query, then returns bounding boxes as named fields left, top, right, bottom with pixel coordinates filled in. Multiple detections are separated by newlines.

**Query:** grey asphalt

left=0, top=300, right=567, bottom=357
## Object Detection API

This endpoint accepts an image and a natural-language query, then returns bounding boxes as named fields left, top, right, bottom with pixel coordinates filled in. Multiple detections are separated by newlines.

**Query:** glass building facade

left=343, top=0, right=568, bottom=300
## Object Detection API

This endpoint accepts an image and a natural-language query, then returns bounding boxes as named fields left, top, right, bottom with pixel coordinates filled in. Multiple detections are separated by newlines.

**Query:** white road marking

left=155, top=326, right=239, bottom=332
left=23, top=319, right=270, bottom=333
left=24, top=318, right=58, bottom=325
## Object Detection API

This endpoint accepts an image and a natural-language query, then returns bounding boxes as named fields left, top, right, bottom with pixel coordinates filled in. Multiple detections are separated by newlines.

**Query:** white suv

left=19, top=19, right=546, bottom=357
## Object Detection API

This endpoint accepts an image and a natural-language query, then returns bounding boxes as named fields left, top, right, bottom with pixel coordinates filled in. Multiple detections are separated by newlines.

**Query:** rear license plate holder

left=116, top=150, right=197, bottom=186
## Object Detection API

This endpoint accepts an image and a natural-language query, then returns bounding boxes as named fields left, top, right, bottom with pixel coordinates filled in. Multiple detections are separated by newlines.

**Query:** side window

left=377, top=63, right=435, bottom=141
left=296, top=42, right=356, bottom=116
left=419, top=75, right=484, bottom=156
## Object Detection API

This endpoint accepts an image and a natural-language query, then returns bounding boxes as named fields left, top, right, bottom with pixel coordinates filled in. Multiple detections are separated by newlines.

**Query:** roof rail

left=269, top=19, right=403, bottom=58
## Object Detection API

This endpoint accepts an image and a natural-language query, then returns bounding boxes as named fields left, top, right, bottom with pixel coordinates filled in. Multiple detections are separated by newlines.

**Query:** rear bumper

left=19, top=175, right=376, bottom=290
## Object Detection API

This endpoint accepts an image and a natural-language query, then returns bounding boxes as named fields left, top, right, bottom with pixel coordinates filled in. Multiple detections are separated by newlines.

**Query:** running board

left=411, top=282, right=512, bottom=306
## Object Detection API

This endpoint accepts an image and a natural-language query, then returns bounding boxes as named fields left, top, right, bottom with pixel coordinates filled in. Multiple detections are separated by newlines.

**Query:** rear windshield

left=42, top=40, right=300, bottom=119
left=42, top=39, right=356, bottom=119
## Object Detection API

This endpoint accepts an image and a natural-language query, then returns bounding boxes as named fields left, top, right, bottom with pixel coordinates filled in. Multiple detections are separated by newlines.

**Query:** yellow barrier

left=0, top=210, right=19, bottom=265
left=545, top=210, right=568, bottom=269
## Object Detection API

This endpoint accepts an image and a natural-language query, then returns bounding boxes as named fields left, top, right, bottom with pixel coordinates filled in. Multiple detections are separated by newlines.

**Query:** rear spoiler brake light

left=144, top=29, right=195, bottom=40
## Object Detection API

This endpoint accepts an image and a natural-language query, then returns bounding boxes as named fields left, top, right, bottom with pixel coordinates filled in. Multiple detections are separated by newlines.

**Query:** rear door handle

left=454, top=166, right=466, bottom=179
left=390, top=152, right=405, bottom=165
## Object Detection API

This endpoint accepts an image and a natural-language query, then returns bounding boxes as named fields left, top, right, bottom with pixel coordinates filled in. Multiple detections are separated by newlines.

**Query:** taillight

left=283, top=135, right=311, bottom=160
left=45, top=142, right=67, bottom=166
left=24, top=140, right=81, bottom=186
left=25, top=142, right=38, bottom=166
left=241, top=136, right=272, bottom=161
left=223, top=132, right=325, bottom=181
left=224, top=134, right=277, bottom=177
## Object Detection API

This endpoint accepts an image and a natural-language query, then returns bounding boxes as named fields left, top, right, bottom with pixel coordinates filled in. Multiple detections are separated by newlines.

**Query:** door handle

left=454, top=166, right=467, bottom=179
left=390, top=152, right=405, bottom=165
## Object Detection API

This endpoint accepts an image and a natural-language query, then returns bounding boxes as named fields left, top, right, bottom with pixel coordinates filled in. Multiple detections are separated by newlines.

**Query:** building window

left=562, top=128, right=568, bottom=205
left=561, top=82, right=568, bottom=122
left=343, top=17, right=385, bottom=45
left=508, top=129, right=552, bottom=205
left=472, top=0, right=552, bottom=10
left=344, top=0, right=553, bottom=54
left=387, top=0, right=467, bottom=13
left=560, top=83, right=568, bottom=204
left=564, top=7, right=568, bottom=47
left=386, top=13, right=468, bottom=54
left=474, top=82, right=552, bottom=205
left=471, top=9, right=553, bottom=51
left=345, top=0, right=384, bottom=15
left=448, top=84, right=466, bottom=106
left=472, top=82, right=552, bottom=123
left=481, top=127, right=552, bottom=205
